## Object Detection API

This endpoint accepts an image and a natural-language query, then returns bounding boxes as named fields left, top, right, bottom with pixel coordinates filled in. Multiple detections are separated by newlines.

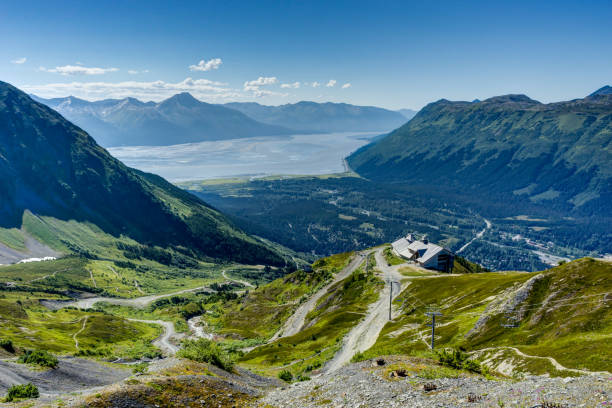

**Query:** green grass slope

left=360, top=258, right=611, bottom=375
left=0, top=80, right=284, bottom=266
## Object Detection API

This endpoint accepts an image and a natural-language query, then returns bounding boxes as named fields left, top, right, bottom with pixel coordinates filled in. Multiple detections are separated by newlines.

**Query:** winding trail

left=472, top=346, right=611, bottom=377
left=457, top=218, right=491, bottom=254
left=324, top=248, right=409, bottom=372
left=222, top=270, right=255, bottom=288
left=26, top=267, right=69, bottom=284
left=128, top=319, right=179, bottom=355
left=270, top=252, right=369, bottom=341
left=41, top=285, right=213, bottom=310
left=73, top=316, right=89, bottom=350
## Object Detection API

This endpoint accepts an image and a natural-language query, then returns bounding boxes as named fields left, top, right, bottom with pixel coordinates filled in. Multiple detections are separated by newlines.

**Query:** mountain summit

left=0, top=81, right=284, bottom=265
left=33, top=93, right=292, bottom=147
left=589, top=85, right=612, bottom=97
left=347, top=90, right=612, bottom=215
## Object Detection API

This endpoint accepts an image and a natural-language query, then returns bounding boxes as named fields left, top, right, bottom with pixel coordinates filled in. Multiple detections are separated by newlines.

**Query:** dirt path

left=472, top=346, right=612, bottom=376
left=72, top=316, right=89, bottom=350
left=324, top=248, right=409, bottom=372
left=25, top=267, right=69, bottom=284
left=128, top=319, right=179, bottom=355
left=223, top=270, right=255, bottom=288
left=270, top=252, right=368, bottom=341
left=88, top=269, right=97, bottom=288
left=42, top=285, right=213, bottom=310
left=457, top=218, right=491, bottom=254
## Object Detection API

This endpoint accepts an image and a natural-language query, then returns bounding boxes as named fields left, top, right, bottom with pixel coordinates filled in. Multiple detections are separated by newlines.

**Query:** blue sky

left=1, top=0, right=611, bottom=109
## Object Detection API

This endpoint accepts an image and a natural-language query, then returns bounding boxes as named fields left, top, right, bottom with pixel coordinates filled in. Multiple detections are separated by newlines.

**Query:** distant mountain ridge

left=347, top=88, right=612, bottom=216
left=32, top=93, right=292, bottom=147
left=1, top=81, right=284, bottom=265
left=397, top=108, right=417, bottom=120
left=223, top=101, right=408, bottom=133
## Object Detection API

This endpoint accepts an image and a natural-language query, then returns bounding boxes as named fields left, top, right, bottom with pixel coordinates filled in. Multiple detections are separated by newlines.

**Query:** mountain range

left=0, top=81, right=284, bottom=265
left=223, top=101, right=408, bottom=133
left=31, top=93, right=292, bottom=147
left=33, top=95, right=409, bottom=147
left=347, top=87, right=612, bottom=216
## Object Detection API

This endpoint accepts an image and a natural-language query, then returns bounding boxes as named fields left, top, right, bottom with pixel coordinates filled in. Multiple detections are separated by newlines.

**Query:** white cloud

left=311, top=81, right=321, bottom=88
left=189, top=58, right=222, bottom=72
left=342, top=83, right=352, bottom=89
left=40, top=65, right=119, bottom=76
left=22, top=77, right=240, bottom=102
left=280, top=81, right=300, bottom=89
left=326, top=79, right=337, bottom=87
left=128, top=69, right=150, bottom=75
left=11, top=57, right=26, bottom=64
left=244, top=77, right=277, bottom=87
left=243, top=77, right=283, bottom=97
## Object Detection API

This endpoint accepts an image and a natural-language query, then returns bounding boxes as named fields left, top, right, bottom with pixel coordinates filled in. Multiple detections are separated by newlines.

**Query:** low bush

left=0, top=338, right=14, bottom=353
left=278, top=369, right=293, bottom=382
left=436, top=348, right=484, bottom=374
left=18, top=349, right=58, bottom=369
left=5, top=383, right=39, bottom=402
left=177, top=338, right=234, bottom=371
left=132, top=362, right=149, bottom=374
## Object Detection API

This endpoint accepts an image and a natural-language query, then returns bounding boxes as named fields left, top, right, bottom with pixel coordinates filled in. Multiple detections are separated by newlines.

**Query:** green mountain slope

left=347, top=90, right=612, bottom=216
left=224, top=101, right=407, bottom=133
left=32, top=93, right=292, bottom=147
left=0, top=81, right=284, bottom=266
left=362, top=257, right=611, bottom=375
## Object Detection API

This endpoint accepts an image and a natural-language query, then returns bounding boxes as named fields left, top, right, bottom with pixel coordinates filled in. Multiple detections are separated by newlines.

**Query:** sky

left=1, top=0, right=611, bottom=110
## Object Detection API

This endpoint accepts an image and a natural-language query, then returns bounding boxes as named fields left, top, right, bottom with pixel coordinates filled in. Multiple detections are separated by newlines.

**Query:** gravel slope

left=258, top=356, right=612, bottom=407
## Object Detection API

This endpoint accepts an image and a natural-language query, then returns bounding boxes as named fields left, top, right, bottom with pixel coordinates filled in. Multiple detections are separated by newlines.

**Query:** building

left=391, top=235, right=454, bottom=272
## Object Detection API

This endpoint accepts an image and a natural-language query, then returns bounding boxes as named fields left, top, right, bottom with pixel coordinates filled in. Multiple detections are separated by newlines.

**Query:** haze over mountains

left=0, top=81, right=284, bottom=265
left=224, top=101, right=408, bottom=133
left=348, top=87, right=612, bottom=217
left=32, top=93, right=292, bottom=147
left=33, top=94, right=408, bottom=147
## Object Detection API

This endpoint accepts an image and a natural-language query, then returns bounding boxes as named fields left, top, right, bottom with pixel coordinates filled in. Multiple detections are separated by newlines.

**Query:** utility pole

left=425, top=307, right=442, bottom=350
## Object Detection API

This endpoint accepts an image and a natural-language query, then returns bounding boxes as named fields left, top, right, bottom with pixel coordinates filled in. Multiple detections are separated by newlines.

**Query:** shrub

left=436, top=348, right=484, bottom=374
left=0, top=338, right=14, bottom=353
left=177, top=338, right=234, bottom=371
left=132, top=362, right=149, bottom=374
left=18, top=349, right=58, bottom=369
left=278, top=369, right=293, bottom=382
left=5, top=383, right=39, bottom=402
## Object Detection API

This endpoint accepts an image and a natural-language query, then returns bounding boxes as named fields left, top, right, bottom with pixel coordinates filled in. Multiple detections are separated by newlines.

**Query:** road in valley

left=128, top=319, right=180, bottom=355
left=457, top=218, right=492, bottom=254
left=41, top=285, right=213, bottom=310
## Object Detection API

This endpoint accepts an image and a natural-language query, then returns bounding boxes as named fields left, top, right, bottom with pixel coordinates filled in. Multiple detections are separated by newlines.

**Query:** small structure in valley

left=391, top=234, right=454, bottom=272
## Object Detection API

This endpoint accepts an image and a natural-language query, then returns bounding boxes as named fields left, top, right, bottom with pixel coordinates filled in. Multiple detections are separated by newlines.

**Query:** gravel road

left=222, top=270, right=255, bottom=288
left=41, top=285, right=213, bottom=310
left=324, top=248, right=408, bottom=372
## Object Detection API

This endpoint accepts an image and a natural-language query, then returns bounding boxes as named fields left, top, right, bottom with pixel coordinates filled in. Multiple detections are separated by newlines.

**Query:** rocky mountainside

left=0, top=81, right=284, bottom=265
left=32, top=93, right=292, bottom=147
left=347, top=89, right=612, bottom=216
left=224, top=101, right=408, bottom=133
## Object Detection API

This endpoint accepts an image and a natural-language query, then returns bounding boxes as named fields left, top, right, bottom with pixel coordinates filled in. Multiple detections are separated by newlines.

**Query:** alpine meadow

left=0, top=1, right=611, bottom=407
